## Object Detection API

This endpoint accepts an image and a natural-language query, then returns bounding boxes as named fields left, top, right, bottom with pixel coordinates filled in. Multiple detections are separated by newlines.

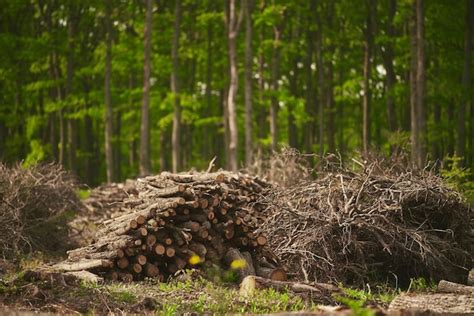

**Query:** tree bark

left=382, top=0, right=398, bottom=137
left=226, top=0, right=241, bottom=171
left=304, top=2, right=315, bottom=152
left=140, top=0, right=153, bottom=176
left=315, top=11, right=324, bottom=155
left=171, top=0, right=182, bottom=173
left=269, top=26, right=281, bottom=152
left=362, top=0, right=375, bottom=154
left=457, top=0, right=473, bottom=163
left=326, top=2, right=335, bottom=153
left=66, top=3, right=78, bottom=175
left=410, top=0, right=425, bottom=168
left=244, top=0, right=254, bottom=166
left=104, top=0, right=115, bottom=183
left=415, top=0, right=425, bottom=166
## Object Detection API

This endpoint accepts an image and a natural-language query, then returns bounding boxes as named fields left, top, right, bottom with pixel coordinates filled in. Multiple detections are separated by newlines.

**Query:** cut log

left=255, top=265, right=287, bottom=281
left=64, top=270, right=104, bottom=284
left=388, top=293, right=474, bottom=314
left=117, top=257, right=129, bottom=269
left=144, top=263, right=160, bottom=277
left=154, top=244, right=166, bottom=256
left=239, top=276, right=340, bottom=298
left=438, top=280, right=474, bottom=295
left=54, top=259, right=113, bottom=272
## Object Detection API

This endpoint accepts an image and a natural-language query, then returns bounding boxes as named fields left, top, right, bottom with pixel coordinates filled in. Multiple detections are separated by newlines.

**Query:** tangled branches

left=259, top=156, right=472, bottom=286
left=0, top=163, right=83, bottom=258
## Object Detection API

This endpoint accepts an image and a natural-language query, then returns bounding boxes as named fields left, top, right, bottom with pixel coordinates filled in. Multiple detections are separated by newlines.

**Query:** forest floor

left=0, top=257, right=391, bottom=315
left=1, top=255, right=473, bottom=315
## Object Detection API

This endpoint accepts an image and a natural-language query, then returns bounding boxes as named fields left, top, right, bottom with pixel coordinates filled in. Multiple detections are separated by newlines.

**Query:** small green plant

left=336, top=297, right=375, bottom=316
left=161, top=303, right=178, bottom=316
left=407, top=277, right=436, bottom=292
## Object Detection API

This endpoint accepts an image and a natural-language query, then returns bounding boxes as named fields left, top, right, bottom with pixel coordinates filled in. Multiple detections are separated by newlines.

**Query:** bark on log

left=54, top=259, right=113, bottom=272
left=438, top=280, right=474, bottom=295
left=388, top=293, right=474, bottom=314
left=239, top=275, right=340, bottom=298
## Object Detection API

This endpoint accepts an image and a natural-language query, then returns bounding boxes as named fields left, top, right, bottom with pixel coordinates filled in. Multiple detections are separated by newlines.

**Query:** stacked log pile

left=59, top=171, right=283, bottom=282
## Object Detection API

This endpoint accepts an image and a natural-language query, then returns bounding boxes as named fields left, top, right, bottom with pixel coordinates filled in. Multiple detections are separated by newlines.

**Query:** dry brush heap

left=0, top=163, right=83, bottom=257
left=59, top=171, right=284, bottom=282
left=260, top=157, right=473, bottom=286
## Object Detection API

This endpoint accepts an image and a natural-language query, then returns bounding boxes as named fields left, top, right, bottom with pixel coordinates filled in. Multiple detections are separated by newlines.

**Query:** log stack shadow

left=57, top=171, right=284, bottom=282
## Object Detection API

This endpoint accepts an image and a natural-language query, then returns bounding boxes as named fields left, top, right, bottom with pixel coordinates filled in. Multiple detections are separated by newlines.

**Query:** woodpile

left=58, top=171, right=283, bottom=282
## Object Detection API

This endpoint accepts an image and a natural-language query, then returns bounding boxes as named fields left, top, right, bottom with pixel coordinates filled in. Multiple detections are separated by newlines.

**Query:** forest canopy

left=0, top=0, right=472, bottom=185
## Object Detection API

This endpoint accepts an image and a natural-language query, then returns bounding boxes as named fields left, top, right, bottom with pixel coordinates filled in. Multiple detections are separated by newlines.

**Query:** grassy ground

left=0, top=254, right=442, bottom=315
left=1, top=271, right=320, bottom=314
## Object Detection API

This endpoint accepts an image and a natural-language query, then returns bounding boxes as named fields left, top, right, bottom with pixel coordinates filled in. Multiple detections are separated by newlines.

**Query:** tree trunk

left=382, top=0, right=398, bottom=137
left=457, top=0, right=473, bottom=163
left=171, top=0, right=182, bottom=173
left=304, top=3, right=315, bottom=152
left=326, top=2, right=335, bottom=153
left=269, top=25, right=281, bottom=152
left=362, top=0, right=374, bottom=154
left=244, top=0, right=254, bottom=167
left=140, top=0, right=153, bottom=176
left=315, top=12, right=324, bottom=155
left=114, top=111, right=121, bottom=181
left=288, top=60, right=299, bottom=149
left=226, top=0, right=240, bottom=171
left=416, top=0, right=426, bottom=166
left=66, top=4, right=78, bottom=175
left=410, top=0, right=425, bottom=168
left=104, top=0, right=115, bottom=183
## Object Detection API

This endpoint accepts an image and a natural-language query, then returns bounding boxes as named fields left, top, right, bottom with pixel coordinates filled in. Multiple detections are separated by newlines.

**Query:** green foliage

left=22, top=140, right=47, bottom=167
left=440, top=156, right=474, bottom=204
left=407, top=277, right=437, bottom=292
left=0, top=0, right=472, bottom=186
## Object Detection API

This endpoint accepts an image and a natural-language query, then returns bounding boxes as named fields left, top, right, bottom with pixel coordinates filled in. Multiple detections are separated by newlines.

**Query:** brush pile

left=0, top=163, right=83, bottom=257
left=259, top=157, right=473, bottom=286
left=58, top=171, right=283, bottom=282
left=68, top=180, right=138, bottom=246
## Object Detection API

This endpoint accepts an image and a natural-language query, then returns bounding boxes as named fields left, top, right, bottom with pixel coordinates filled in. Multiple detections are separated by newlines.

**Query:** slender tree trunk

left=226, top=0, right=241, bottom=171
left=315, top=12, right=324, bottom=155
left=457, top=0, right=473, bottom=162
left=244, top=0, right=254, bottom=166
left=410, top=1, right=419, bottom=166
left=104, top=0, right=115, bottom=183
left=382, top=0, right=398, bottom=137
left=431, top=102, right=441, bottom=161
left=288, top=60, right=299, bottom=149
left=362, top=0, right=374, bottom=154
left=140, top=0, right=152, bottom=176
left=114, top=112, right=121, bottom=181
left=416, top=0, right=425, bottom=166
left=447, top=101, right=455, bottom=156
left=304, top=2, right=315, bottom=152
left=171, top=0, right=182, bottom=173
left=66, top=5, right=77, bottom=175
left=326, top=2, right=335, bottom=153
left=50, top=49, right=67, bottom=166
left=205, top=21, right=213, bottom=159
left=326, top=57, right=335, bottom=153
left=269, top=26, right=281, bottom=152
